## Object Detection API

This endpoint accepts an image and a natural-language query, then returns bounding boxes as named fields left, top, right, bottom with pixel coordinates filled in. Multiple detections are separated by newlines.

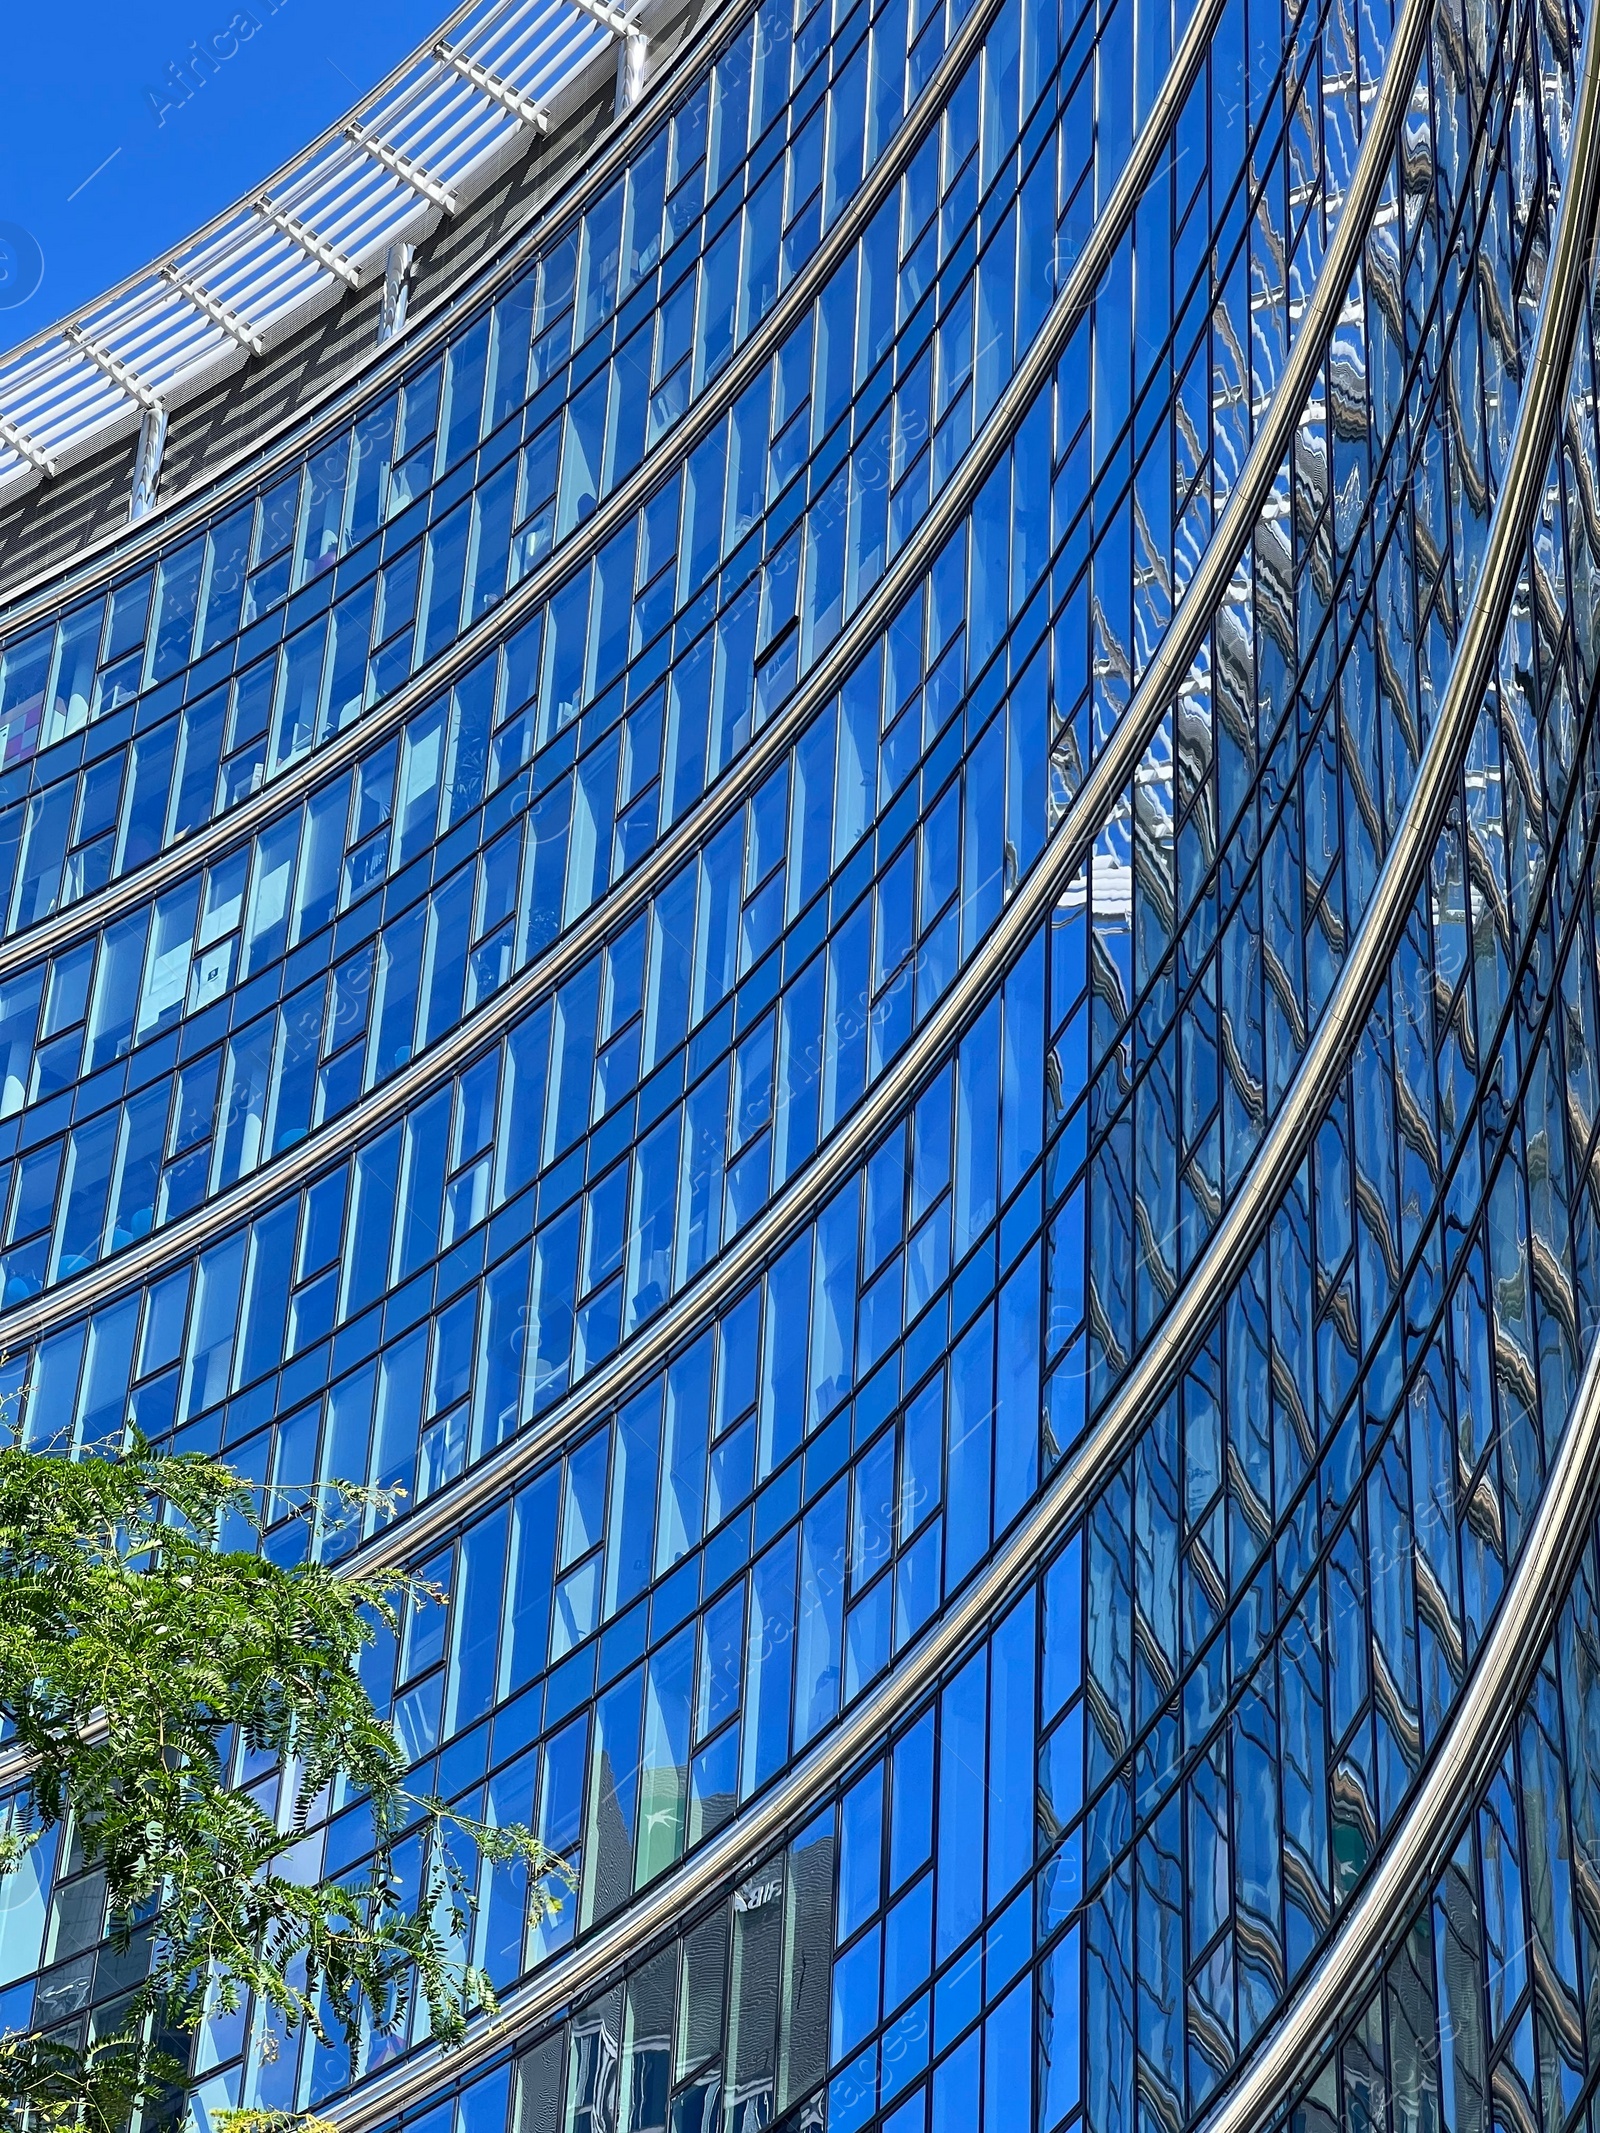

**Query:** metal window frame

left=0, top=0, right=630, bottom=507
left=313, top=9, right=1598, bottom=2118
left=0, top=0, right=1014, bottom=988
left=0, top=0, right=1232, bottom=1358
left=0, top=5, right=1587, bottom=2123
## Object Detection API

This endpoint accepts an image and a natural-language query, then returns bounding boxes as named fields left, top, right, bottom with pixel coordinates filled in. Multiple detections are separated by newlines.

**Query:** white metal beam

left=62, top=324, right=163, bottom=412
left=344, top=123, right=460, bottom=214
left=0, top=1, right=622, bottom=492
left=253, top=195, right=361, bottom=287
left=565, top=0, right=633, bottom=34
left=434, top=38, right=552, bottom=132
left=0, top=414, right=54, bottom=477
left=159, top=261, right=265, bottom=357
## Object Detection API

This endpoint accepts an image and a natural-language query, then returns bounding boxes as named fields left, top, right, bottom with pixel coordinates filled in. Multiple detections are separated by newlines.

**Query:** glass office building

left=2, top=0, right=1600, bottom=2120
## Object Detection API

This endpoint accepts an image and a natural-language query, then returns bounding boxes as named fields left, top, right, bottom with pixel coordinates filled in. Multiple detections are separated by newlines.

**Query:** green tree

left=0, top=1431, right=569, bottom=2133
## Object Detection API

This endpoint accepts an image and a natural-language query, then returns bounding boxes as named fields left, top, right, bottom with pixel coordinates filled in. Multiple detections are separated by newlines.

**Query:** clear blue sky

left=0, top=0, right=455, bottom=359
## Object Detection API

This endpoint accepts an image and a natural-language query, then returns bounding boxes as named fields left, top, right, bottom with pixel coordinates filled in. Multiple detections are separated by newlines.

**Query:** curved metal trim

left=0, top=0, right=613, bottom=511
left=0, top=0, right=1235, bottom=1346
left=345, top=0, right=1529, bottom=1564
left=3, top=20, right=1577, bottom=2125
left=1195, top=1163, right=1600, bottom=2133
left=223, top=0, right=1521, bottom=2115
left=0, top=0, right=1043, bottom=981
left=0, top=0, right=728, bottom=623
left=0, top=0, right=1004, bottom=673
left=315, top=1, right=1598, bottom=2116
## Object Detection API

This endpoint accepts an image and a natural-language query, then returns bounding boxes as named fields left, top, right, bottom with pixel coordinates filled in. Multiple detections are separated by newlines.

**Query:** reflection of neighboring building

left=0, top=0, right=1598, bottom=2125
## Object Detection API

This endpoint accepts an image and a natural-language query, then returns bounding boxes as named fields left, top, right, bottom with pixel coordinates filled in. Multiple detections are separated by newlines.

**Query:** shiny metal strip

left=0, top=0, right=1035, bottom=977
left=1196, top=1118, right=1600, bottom=2130
left=0, top=0, right=723, bottom=620
left=320, top=17, right=1598, bottom=2121
left=311, top=0, right=1505, bottom=1565
left=0, top=0, right=1008, bottom=680
left=0, top=0, right=1230, bottom=1801
left=253, top=0, right=1475, bottom=2119
left=0, top=12, right=1550, bottom=2079
left=0, top=0, right=608, bottom=501
left=0, top=0, right=1567, bottom=2089
left=332, top=0, right=1595, bottom=2107
left=0, top=0, right=1235, bottom=1342
left=1180, top=59, right=1600, bottom=2133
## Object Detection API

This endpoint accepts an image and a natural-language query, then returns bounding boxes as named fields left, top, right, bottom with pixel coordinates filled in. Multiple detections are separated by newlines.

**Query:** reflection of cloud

left=0, top=224, right=45, bottom=311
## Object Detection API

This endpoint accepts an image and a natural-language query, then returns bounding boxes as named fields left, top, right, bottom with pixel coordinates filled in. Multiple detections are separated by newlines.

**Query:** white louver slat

left=0, top=0, right=627, bottom=508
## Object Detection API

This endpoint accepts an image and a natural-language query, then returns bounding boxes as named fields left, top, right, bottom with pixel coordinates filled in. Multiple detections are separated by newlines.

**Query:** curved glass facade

left=2, top=0, right=1600, bottom=2123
